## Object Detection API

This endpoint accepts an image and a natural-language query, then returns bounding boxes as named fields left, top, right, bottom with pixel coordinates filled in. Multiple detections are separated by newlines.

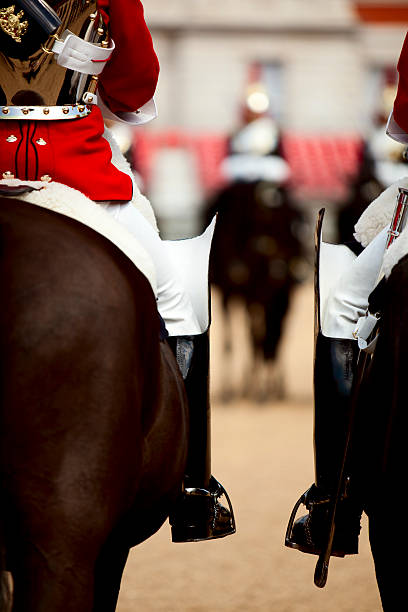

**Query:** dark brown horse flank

left=350, top=252, right=408, bottom=611
left=0, top=198, right=188, bottom=611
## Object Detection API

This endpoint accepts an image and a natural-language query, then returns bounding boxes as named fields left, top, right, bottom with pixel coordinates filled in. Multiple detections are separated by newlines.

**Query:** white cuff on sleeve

left=386, top=111, right=408, bottom=144
left=98, top=96, right=158, bottom=125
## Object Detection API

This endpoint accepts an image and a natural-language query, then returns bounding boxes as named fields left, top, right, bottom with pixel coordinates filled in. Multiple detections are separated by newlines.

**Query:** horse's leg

left=368, top=511, right=401, bottom=612
left=92, top=340, right=188, bottom=610
left=5, top=435, right=140, bottom=612
left=220, top=295, right=235, bottom=403
left=93, top=539, right=130, bottom=612
left=10, top=546, right=96, bottom=612
left=245, top=301, right=266, bottom=401
left=262, top=290, right=290, bottom=400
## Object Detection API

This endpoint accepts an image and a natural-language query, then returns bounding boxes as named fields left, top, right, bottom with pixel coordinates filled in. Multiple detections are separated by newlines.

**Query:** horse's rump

left=0, top=198, right=187, bottom=610
left=347, top=252, right=408, bottom=610
left=353, top=254, right=408, bottom=501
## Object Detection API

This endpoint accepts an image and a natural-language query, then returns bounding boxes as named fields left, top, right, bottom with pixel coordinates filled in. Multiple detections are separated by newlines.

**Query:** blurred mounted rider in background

left=0, top=0, right=235, bottom=542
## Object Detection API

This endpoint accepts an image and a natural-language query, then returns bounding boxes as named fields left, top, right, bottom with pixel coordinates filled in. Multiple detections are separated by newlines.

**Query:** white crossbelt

left=52, top=30, right=115, bottom=76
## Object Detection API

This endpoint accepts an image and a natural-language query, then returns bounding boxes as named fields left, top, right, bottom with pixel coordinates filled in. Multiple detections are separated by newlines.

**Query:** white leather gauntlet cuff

left=52, top=30, right=115, bottom=76
left=98, top=96, right=158, bottom=126
left=321, top=225, right=389, bottom=339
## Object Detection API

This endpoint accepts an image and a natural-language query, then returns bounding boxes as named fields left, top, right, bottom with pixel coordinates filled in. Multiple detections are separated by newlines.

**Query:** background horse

left=205, top=178, right=305, bottom=401
left=0, top=197, right=188, bottom=611
left=336, top=142, right=384, bottom=244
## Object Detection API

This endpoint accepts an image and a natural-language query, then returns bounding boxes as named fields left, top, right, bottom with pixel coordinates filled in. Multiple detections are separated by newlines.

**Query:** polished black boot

left=285, top=334, right=362, bottom=557
left=168, top=332, right=236, bottom=543
left=286, top=210, right=363, bottom=558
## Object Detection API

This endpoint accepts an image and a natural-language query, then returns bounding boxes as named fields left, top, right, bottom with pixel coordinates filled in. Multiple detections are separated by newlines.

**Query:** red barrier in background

left=133, top=129, right=362, bottom=202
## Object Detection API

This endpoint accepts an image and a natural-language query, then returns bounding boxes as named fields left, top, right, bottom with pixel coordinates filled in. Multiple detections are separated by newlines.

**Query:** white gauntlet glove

left=321, top=225, right=389, bottom=339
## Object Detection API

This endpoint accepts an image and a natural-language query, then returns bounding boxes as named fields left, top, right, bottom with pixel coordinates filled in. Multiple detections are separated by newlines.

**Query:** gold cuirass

left=0, top=0, right=101, bottom=107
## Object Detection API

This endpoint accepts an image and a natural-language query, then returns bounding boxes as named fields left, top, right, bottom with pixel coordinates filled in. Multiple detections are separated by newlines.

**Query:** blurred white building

left=132, top=1, right=408, bottom=235
left=143, top=0, right=406, bottom=135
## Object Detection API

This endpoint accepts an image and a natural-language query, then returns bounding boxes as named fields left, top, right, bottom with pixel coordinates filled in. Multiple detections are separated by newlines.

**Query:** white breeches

left=101, top=201, right=201, bottom=336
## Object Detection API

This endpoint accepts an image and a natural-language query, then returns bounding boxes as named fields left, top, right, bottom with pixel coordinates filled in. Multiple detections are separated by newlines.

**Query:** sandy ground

left=116, top=283, right=383, bottom=612
left=116, top=401, right=382, bottom=612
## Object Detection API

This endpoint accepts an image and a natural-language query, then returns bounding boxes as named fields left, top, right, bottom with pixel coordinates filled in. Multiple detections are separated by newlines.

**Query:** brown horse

left=205, top=179, right=305, bottom=401
left=0, top=197, right=188, bottom=611
left=350, top=252, right=408, bottom=611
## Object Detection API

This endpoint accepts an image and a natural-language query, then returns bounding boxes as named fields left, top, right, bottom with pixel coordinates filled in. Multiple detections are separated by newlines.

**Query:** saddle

left=0, top=184, right=41, bottom=197
left=0, top=178, right=158, bottom=295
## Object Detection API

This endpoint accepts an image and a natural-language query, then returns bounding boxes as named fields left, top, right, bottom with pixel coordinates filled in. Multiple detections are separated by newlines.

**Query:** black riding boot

left=285, top=332, right=362, bottom=557
left=286, top=210, right=364, bottom=558
left=168, top=332, right=236, bottom=543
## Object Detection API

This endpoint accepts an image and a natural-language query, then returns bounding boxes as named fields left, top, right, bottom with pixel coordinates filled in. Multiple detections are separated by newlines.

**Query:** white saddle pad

left=0, top=179, right=157, bottom=295
left=354, top=176, right=408, bottom=278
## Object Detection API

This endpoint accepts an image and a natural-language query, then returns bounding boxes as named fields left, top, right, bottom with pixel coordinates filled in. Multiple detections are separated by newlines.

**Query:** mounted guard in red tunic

left=0, top=4, right=235, bottom=602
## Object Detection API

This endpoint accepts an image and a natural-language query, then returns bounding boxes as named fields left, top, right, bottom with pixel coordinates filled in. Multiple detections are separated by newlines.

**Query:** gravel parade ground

left=117, top=401, right=382, bottom=612
left=117, top=284, right=383, bottom=612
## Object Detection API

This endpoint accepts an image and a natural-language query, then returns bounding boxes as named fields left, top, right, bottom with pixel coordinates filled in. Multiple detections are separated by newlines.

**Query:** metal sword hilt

left=386, top=187, right=408, bottom=249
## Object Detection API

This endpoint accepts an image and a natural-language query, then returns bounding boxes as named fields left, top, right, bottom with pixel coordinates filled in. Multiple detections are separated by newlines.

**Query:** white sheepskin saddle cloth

left=0, top=127, right=158, bottom=294
left=0, top=179, right=157, bottom=296
left=354, top=176, right=408, bottom=278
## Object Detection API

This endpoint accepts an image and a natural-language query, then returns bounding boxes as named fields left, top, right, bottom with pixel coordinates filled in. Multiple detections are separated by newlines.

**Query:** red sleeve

left=393, top=32, right=408, bottom=134
left=97, top=0, right=160, bottom=114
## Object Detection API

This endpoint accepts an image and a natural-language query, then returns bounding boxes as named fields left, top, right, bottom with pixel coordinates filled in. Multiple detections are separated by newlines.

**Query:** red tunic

left=392, top=32, right=408, bottom=138
left=98, top=0, right=159, bottom=116
left=0, top=0, right=159, bottom=201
